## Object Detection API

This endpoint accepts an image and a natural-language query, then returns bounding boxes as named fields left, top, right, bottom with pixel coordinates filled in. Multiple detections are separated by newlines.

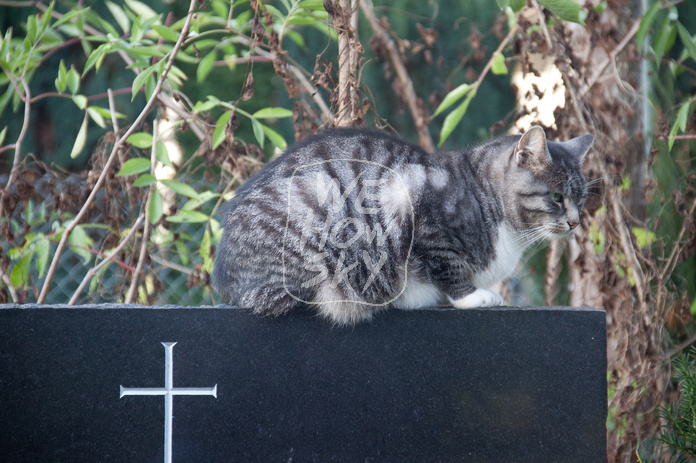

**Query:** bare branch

left=68, top=215, right=145, bottom=305
left=124, top=119, right=158, bottom=304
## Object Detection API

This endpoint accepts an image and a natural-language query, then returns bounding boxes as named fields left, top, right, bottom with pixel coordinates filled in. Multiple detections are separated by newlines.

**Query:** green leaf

left=491, top=53, right=508, bottom=75
left=133, top=173, right=157, bottom=187
left=106, top=1, right=131, bottom=34
left=70, top=113, right=89, bottom=159
left=156, top=142, right=173, bottom=167
left=40, top=1, right=55, bottom=33
left=589, top=222, right=605, bottom=254
left=182, top=191, right=220, bottom=211
left=677, top=23, right=696, bottom=63
left=124, top=0, right=159, bottom=22
left=27, top=15, right=38, bottom=43
left=67, top=66, right=80, bottom=94
left=116, top=158, right=151, bottom=177
left=193, top=95, right=221, bottom=112
left=433, top=83, right=474, bottom=118
left=0, top=126, right=7, bottom=147
left=251, top=118, right=265, bottom=147
left=152, top=24, right=180, bottom=42
left=654, top=16, right=677, bottom=70
left=691, top=297, right=696, bottom=316
left=497, top=0, right=510, bottom=8
left=439, top=89, right=477, bottom=146
left=86, top=107, right=107, bottom=128
left=132, top=62, right=157, bottom=100
left=160, top=179, right=199, bottom=198
left=10, top=254, right=32, bottom=288
left=677, top=101, right=692, bottom=132
left=262, top=124, right=288, bottom=150
left=212, top=110, right=232, bottom=149
left=632, top=227, right=656, bottom=248
left=197, top=50, right=217, bottom=83
left=72, top=94, right=88, bottom=110
left=636, top=2, right=661, bottom=50
left=253, top=107, right=294, bottom=119
left=55, top=60, right=68, bottom=92
left=201, top=228, right=213, bottom=273
left=538, top=0, right=585, bottom=25
left=35, top=237, right=50, bottom=277
left=149, top=188, right=163, bottom=224
left=82, top=43, right=109, bottom=76
left=69, top=225, right=93, bottom=263
left=126, top=132, right=154, bottom=148
left=166, top=210, right=210, bottom=223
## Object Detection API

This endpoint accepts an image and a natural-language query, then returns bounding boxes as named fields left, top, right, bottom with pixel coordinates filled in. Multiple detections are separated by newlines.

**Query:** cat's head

left=503, top=125, right=593, bottom=240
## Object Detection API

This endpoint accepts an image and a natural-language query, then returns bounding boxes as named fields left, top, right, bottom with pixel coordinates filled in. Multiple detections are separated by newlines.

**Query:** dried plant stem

left=37, top=0, right=198, bottom=303
left=657, top=195, right=696, bottom=307
left=68, top=215, right=145, bottom=305
left=360, top=0, right=434, bottom=152
left=0, top=77, right=31, bottom=220
left=544, top=239, right=563, bottom=306
left=579, top=18, right=641, bottom=98
left=124, top=120, right=158, bottom=304
left=328, top=0, right=361, bottom=127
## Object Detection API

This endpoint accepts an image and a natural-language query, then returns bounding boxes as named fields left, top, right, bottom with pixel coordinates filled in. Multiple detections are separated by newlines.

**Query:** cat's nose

left=568, top=221, right=579, bottom=230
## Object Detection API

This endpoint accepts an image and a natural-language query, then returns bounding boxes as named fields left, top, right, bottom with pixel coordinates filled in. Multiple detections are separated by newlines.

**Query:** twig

left=657, top=194, right=696, bottom=301
left=475, top=23, right=519, bottom=89
left=0, top=267, right=19, bottom=303
left=0, top=78, right=31, bottom=220
left=68, top=215, right=145, bottom=305
left=579, top=18, right=641, bottom=98
left=38, top=0, right=199, bottom=303
left=360, top=0, right=434, bottom=152
left=124, top=119, right=157, bottom=304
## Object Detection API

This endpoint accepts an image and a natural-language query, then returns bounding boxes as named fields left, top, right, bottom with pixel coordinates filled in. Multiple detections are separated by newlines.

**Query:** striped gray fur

left=213, top=126, right=593, bottom=325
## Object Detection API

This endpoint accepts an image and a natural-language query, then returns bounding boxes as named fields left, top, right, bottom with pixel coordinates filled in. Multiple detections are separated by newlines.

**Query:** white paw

left=448, top=289, right=504, bottom=309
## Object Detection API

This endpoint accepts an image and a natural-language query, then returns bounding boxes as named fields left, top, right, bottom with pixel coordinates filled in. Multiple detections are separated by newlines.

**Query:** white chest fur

left=471, top=224, right=525, bottom=289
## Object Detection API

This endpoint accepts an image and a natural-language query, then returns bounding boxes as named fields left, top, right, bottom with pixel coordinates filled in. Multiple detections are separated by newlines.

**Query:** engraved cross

left=120, top=342, right=217, bottom=463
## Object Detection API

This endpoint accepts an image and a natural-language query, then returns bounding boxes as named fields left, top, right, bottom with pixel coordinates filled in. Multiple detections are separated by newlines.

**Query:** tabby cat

left=213, top=126, right=593, bottom=325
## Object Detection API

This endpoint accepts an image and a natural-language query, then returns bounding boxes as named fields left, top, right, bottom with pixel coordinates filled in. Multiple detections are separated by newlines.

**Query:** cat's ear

left=514, top=125, right=550, bottom=170
left=560, top=134, right=594, bottom=166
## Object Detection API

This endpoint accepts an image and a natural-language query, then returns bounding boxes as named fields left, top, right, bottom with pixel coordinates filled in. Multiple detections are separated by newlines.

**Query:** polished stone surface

left=0, top=305, right=606, bottom=462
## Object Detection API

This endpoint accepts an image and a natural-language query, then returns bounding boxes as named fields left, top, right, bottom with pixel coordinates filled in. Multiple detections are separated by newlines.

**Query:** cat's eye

left=549, top=192, right=563, bottom=204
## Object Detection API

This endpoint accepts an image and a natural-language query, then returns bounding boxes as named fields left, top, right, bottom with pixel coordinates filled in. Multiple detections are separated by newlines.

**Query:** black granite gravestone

left=0, top=305, right=606, bottom=462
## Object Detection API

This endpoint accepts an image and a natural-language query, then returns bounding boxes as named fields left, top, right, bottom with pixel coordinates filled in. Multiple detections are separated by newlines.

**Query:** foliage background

left=1, top=0, right=695, bottom=461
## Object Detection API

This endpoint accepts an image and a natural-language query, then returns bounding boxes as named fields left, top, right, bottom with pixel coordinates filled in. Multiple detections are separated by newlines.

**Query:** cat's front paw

left=448, top=289, right=504, bottom=308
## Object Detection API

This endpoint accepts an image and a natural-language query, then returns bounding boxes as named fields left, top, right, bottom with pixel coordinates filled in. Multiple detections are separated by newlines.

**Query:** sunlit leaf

left=432, top=83, right=473, bottom=118
left=126, top=132, right=153, bottom=148
left=35, top=237, right=50, bottom=277
left=69, top=225, right=94, bottom=263
left=677, top=22, right=696, bottom=63
left=106, top=1, right=131, bottom=34
left=539, top=0, right=585, bottom=25
left=72, top=94, right=87, bottom=110
left=160, top=179, right=199, bottom=198
left=86, top=106, right=106, bottom=128
left=156, top=142, right=173, bottom=167
left=491, top=53, right=508, bottom=75
left=636, top=2, right=661, bottom=49
left=166, top=210, right=210, bottom=223
left=632, top=227, right=656, bottom=248
left=253, top=107, right=294, bottom=119
left=149, top=188, right=163, bottom=224
left=10, top=254, right=32, bottom=288
left=439, top=89, right=477, bottom=146
left=262, top=124, right=287, bottom=150
left=70, top=113, right=89, bottom=159
left=152, top=24, right=179, bottom=42
left=133, top=173, right=157, bottom=187
left=116, top=158, right=151, bottom=177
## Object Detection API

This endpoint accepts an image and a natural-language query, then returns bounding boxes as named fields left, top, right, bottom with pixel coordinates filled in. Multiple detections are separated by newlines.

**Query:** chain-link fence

left=1, top=169, right=217, bottom=306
